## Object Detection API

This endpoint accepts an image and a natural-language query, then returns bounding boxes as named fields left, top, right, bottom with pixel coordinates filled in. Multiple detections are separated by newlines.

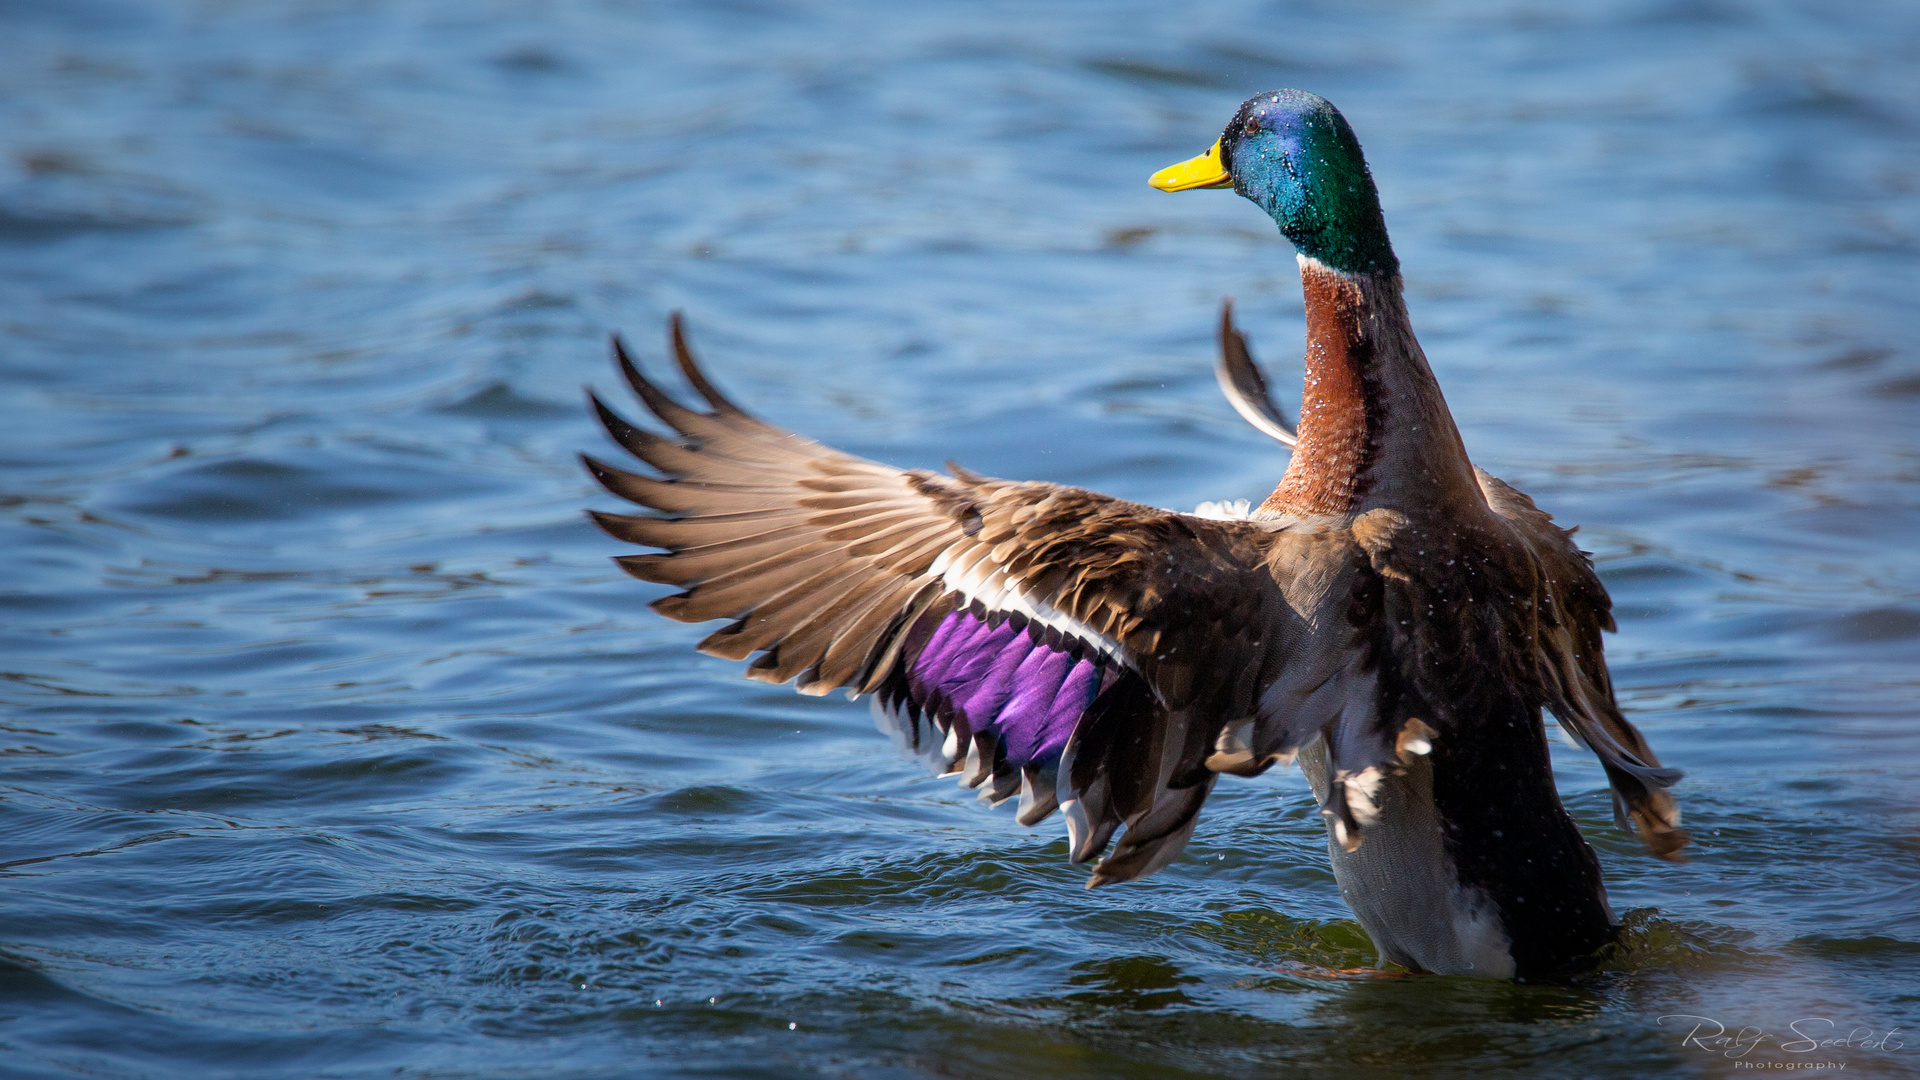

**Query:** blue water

left=3, top=1, right=1918, bottom=1077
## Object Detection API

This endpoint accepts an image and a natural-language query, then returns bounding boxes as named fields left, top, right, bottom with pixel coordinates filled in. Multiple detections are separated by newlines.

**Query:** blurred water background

left=2, top=0, right=1918, bottom=1076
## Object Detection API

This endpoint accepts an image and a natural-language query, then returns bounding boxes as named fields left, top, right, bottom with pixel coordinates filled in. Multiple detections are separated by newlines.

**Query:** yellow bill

left=1149, top=139, right=1233, bottom=191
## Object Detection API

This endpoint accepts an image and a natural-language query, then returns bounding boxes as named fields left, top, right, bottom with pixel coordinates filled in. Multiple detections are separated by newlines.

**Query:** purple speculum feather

left=906, top=608, right=1103, bottom=767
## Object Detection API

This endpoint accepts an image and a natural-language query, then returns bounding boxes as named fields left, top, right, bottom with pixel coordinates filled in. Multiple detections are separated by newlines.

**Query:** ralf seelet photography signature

left=1660, top=1014, right=1905, bottom=1062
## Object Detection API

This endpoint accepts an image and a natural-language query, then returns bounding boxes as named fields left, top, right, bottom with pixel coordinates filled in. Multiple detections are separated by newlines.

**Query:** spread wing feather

left=1215, top=300, right=1299, bottom=447
left=584, top=316, right=1394, bottom=884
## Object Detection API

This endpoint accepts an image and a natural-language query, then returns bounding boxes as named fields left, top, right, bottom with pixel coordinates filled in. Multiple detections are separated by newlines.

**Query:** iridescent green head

left=1151, top=90, right=1398, bottom=277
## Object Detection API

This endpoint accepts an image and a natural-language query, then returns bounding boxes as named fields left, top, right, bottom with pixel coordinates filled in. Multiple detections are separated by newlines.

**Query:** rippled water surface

left=3, top=1, right=1919, bottom=1077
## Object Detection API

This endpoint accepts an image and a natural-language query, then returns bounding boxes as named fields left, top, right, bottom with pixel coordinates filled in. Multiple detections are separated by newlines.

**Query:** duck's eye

left=1243, top=116, right=1262, bottom=136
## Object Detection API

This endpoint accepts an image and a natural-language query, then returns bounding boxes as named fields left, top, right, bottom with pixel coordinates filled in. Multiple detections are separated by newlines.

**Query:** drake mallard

left=584, top=89, right=1686, bottom=979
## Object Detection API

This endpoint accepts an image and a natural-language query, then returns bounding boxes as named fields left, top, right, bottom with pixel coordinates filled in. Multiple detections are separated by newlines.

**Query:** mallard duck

left=584, top=89, right=1686, bottom=979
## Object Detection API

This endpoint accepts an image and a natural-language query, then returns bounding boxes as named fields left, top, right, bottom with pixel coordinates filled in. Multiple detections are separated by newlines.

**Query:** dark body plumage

left=584, top=90, right=1685, bottom=978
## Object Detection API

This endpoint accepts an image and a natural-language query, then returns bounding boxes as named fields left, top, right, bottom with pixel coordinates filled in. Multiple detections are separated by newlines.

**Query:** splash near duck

left=585, top=90, right=1686, bottom=979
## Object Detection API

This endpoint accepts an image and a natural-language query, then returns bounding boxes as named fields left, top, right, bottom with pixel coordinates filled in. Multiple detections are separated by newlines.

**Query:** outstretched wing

left=584, top=317, right=1394, bottom=885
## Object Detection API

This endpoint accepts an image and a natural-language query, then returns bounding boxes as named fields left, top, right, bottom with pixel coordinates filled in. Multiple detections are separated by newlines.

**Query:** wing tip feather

left=668, top=311, right=751, bottom=417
